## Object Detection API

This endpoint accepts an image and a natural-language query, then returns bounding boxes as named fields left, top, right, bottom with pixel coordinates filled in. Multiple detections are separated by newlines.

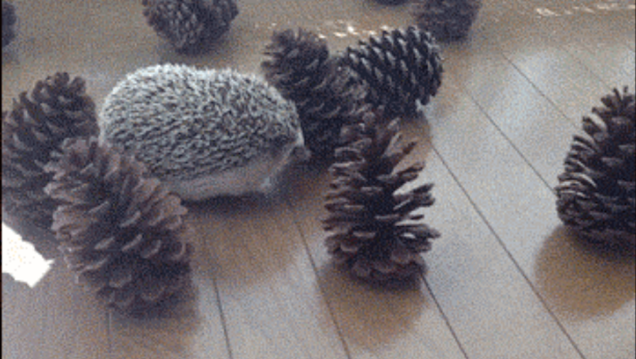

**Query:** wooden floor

left=2, top=0, right=635, bottom=358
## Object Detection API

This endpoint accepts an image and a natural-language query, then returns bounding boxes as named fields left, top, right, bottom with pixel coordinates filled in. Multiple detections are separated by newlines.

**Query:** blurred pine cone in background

left=340, top=26, right=443, bottom=119
left=142, top=0, right=238, bottom=52
left=324, top=112, right=440, bottom=282
left=556, top=87, right=635, bottom=254
left=2, top=73, right=98, bottom=240
left=411, top=0, right=482, bottom=41
left=2, top=0, right=16, bottom=47
left=45, top=137, right=192, bottom=315
left=262, top=28, right=368, bottom=161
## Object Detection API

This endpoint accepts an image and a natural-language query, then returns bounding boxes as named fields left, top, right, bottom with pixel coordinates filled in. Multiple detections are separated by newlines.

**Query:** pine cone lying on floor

left=2, top=73, right=98, bottom=237
left=45, top=137, right=192, bottom=315
left=411, top=0, right=482, bottom=41
left=2, top=0, right=17, bottom=47
left=324, top=112, right=440, bottom=282
left=262, top=28, right=368, bottom=160
left=142, top=0, right=238, bottom=52
left=556, top=87, right=635, bottom=253
left=340, top=26, right=443, bottom=118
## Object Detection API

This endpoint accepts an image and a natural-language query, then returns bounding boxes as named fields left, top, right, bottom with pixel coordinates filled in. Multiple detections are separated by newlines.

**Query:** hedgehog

left=98, top=64, right=307, bottom=201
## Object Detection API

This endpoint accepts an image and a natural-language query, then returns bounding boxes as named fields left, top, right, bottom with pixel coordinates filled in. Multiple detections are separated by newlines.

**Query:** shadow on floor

left=534, top=225, right=635, bottom=320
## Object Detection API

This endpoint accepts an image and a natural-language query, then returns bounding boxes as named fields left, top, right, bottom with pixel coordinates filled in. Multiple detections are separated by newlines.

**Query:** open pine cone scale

left=341, top=26, right=443, bottom=118
left=324, top=115, right=439, bottom=282
left=44, top=137, right=192, bottom=314
left=261, top=28, right=369, bottom=160
left=2, top=72, right=98, bottom=238
left=556, top=87, right=634, bottom=252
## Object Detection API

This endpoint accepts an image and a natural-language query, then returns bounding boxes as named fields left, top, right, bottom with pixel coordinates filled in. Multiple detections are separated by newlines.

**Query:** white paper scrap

left=2, top=222, right=54, bottom=287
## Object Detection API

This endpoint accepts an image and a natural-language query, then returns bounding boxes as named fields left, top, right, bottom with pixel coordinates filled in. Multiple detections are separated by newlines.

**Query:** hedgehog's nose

left=290, top=144, right=311, bottom=163
left=288, top=129, right=310, bottom=163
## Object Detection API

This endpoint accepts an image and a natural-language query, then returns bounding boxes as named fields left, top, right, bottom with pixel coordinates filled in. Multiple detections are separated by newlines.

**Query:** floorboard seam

left=421, top=276, right=471, bottom=359
left=430, top=146, right=588, bottom=359
left=284, top=198, right=353, bottom=359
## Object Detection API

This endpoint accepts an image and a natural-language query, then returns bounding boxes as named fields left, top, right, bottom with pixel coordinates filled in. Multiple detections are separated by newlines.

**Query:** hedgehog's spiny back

left=99, top=64, right=302, bottom=182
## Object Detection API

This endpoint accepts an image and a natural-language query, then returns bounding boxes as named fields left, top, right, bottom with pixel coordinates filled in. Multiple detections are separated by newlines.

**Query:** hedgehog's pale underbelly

left=160, top=153, right=284, bottom=201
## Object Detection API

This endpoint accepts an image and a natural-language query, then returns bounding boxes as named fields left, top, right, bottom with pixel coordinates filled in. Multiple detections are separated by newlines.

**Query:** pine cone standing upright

left=261, top=28, right=368, bottom=160
left=556, top=87, right=635, bottom=253
left=323, top=112, right=440, bottom=282
left=340, top=26, right=443, bottom=119
left=2, top=0, right=16, bottom=47
left=142, top=0, right=239, bottom=52
left=2, top=73, right=98, bottom=234
left=44, top=137, right=192, bottom=315
left=411, top=0, right=482, bottom=41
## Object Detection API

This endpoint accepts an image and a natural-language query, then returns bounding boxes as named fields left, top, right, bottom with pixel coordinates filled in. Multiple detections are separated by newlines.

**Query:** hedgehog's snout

left=289, top=143, right=311, bottom=163
left=281, top=129, right=310, bottom=164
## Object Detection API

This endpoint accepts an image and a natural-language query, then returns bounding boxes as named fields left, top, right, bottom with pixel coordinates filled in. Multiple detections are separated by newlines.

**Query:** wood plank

left=491, top=0, right=636, bottom=77
left=522, top=0, right=636, bottom=52
left=2, top=0, right=635, bottom=358
left=509, top=1, right=635, bottom=87
left=449, top=7, right=636, bottom=357
left=533, top=226, right=636, bottom=359
left=438, top=37, right=577, bottom=189
left=186, top=197, right=349, bottom=359
left=2, top=267, right=112, bottom=359
left=419, top=152, right=583, bottom=359
left=422, top=37, right=635, bottom=359
left=413, top=89, right=584, bottom=357
left=480, top=16, right=614, bottom=126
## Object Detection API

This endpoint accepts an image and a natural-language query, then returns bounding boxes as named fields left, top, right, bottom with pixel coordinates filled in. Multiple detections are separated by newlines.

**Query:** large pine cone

left=2, top=0, right=16, bottom=47
left=262, top=28, right=368, bottom=160
left=324, top=112, right=440, bottom=282
left=2, top=73, right=98, bottom=235
left=411, top=0, right=482, bottom=41
left=142, top=0, right=238, bottom=52
left=556, top=87, right=635, bottom=253
left=44, top=137, right=192, bottom=315
left=340, top=26, right=443, bottom=118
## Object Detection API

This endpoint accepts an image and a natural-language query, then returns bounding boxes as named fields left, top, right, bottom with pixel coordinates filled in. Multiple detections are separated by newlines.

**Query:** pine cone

left=262, top=28, right=368, bottom=160
left=44, top=137, right=192, bottom=315
left=2, top=73, right=98, bottom=235
left=340, top=26, right=443, bottom=118
left=411, top=0, right=482, bottom=41
left=142, top=0, right=239, bottom=52
left=556, top=87, right=635, bottom=253
left=323, top=112, right=440, bottom=282
left=2, top=0, right=16, bottom=47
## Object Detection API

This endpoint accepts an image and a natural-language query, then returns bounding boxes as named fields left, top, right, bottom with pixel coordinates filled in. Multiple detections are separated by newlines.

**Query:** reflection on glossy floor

left=2, top=0, right=635, bottom=358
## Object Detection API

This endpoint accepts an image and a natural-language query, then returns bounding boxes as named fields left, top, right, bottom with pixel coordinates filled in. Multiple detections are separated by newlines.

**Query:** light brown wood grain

left=186, top=196, right=349, bottom=359
left=2, top=0, right=634, bottom=358
left=2, top=268, right=111, bottom=359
